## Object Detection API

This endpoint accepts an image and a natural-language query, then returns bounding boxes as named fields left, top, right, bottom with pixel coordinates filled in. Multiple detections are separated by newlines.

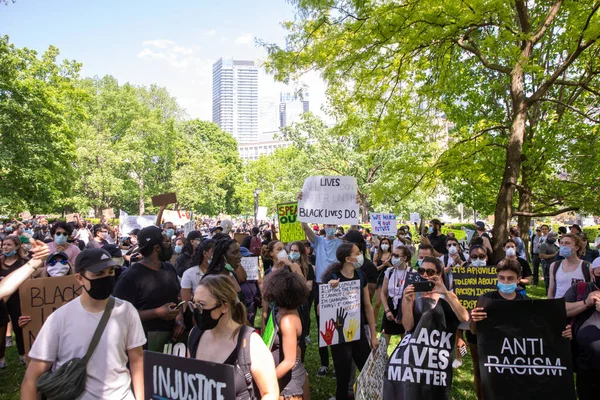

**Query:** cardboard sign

left=319, top=280, right=361, bottom=347
left=452, top=265, right=497, bottom=312
left=65, top=213, right=75, bottom=222
left=234, top=233, right=247, bottom=245
left=152, top=192, right=178, bottom=207
left=143, top=351, right=236, bottom=400
left=299, top=176, right=359, bottom=225
left=119, top=209, right=156, bottom=234
left=477, top=299, right=576, bottom=400
left=278, top=202, right=305, bottom=243
left=101, top=208, right=115, bottom=219
left=241, top=257, right=259, bottom=281
left=409, top=213, right=420, bottom=224
left=370, top=213, right=397, bottom=236
left=19, top=275, right=83, bottom=355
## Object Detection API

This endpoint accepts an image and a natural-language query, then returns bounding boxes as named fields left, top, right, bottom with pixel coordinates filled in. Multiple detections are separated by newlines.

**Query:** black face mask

left=595, top=275, right=600, bottom=288
left=193, top=305, right=223, bottom=331
left=159, top=243, right=173, bottom=261
left=82, top=275, right=114, bottom=300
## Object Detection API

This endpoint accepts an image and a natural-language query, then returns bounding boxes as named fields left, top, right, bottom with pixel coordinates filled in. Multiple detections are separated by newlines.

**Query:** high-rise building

left=259, top=97, right=280, bottom=142
left=279, top=91, right=309, bottom=128
left=212, top=58, right=259, bottom=143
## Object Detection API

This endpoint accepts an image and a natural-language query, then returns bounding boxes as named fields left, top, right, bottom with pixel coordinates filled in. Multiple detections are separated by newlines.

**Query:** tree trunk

left=516, top=176, right=532, bottom=260
left=138, top=178, right=145, bottom=215
left=360, top=194, right=370, bottom=223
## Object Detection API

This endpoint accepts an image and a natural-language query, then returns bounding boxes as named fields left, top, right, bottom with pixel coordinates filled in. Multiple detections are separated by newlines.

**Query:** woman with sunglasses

left=187, top=275, right=279, bottom=400
left=380, top=246, right=411, bottom=346
left=46, top=221, right=80, bottom=267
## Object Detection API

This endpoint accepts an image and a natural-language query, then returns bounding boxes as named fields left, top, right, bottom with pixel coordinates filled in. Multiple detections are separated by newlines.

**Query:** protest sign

left=477, top=299, right=576, bottom=400
left=384, top=299, right=460, bottom=399
left=19, top=275, right=83, bottom=355
left=152, top=192, right=177, bottom=207
left=370, top=213, right=397, bottom=236
left=465, top=229, right=476, bottom=245
left=101, top=208, right=115, bottom=219
left=183, top=221, right=195, bottom=237
left=356, top=336, right=389, bottom=400
left=409, top=212, right=420, bottom=224
left=241, top=257, right=259, bottom=281
left=119, top=210, right=156, bottom=234
left=277, top=202, right=305, bottom=243
left=234, top=232, right=247, bottom=245
left=163, top=209, right=191, bottom=226
left=452, top=265, right=497, bottom=312
left=318, top=280, right=361, bottom=347
left=256, top=206, right=268, bottom=221
left=144, top=351, right=235, bottom=400
left=65, top=213, right=75, bottom=222
left=298, top=176, right=359, bottom=225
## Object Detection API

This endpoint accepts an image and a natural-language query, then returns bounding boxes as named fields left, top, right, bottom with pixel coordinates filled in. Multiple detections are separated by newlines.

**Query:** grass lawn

left=0, top=284, right=548, bottom=400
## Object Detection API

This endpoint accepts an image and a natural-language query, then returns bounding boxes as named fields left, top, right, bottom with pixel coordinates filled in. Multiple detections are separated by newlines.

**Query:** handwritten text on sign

left=370, top=213, right=397, bottom=236
left=19, top=275, right=83, bottom=355
left=298, top=176, right=359, bottom=225
left=452, top=265, right=497, bottom=312
left=319, top=280, right=361, bottom=347
left=241, top=257, right=260, bottom=281
left=278, top=202, right=305, bottom=243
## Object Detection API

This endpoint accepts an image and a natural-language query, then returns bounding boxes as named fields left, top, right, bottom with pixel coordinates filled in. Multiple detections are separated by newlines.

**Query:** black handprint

left=335, top=307, right=348, bottom=344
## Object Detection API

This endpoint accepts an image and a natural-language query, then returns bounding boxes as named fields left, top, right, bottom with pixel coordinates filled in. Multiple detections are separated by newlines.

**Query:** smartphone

left=413, top=281, right=435, bottom=292
left=173, top=301, right=186, bottom=310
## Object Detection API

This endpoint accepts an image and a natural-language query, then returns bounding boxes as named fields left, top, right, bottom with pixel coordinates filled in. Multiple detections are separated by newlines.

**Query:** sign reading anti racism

left=19, top=275, right=83, bottom=355
left=476, top=299, right=576, bottom=400
left=277, top=202, right=305, bottom=243
left=298, top=176, right=359, bottom=225
left=451, top=265, right=497, bottom=312
left=319, top=280, right=361, bottom=347
left=370, top=213, right=397, bottom=237
left=384, top=299, right=460, bottom=400
left=144, top=351, right=235, bottom=400
left=241, top=256, right=260, bottom=281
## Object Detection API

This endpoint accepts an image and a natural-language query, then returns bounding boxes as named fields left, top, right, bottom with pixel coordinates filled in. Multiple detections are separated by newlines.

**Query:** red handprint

left=320, top=318, right=336, bottom=346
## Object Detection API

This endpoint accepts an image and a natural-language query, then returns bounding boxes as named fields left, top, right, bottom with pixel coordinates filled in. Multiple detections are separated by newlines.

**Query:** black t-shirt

left=428, top=233, right=448, bottom=255
left=0, top=258, right=27, bottom=304
left=307, top=263, right=315, bottom=282
left=564, top=282, right=600, bottom=370
left=240, top=235, right=252, bottom=250
left=360, top=258, right=379, bottom=284
left=113, top=261, right=180, bottom=335
left=323, top=269, right=368, bottom=325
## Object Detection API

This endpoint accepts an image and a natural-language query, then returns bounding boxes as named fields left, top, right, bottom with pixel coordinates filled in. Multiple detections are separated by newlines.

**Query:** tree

left=264, top=1, right=600, bottom=255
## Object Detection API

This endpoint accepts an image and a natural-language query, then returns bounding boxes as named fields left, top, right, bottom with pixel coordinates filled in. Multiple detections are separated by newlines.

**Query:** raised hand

left=335, top=307, right=348, bottom=344
left=344, top=317, right=359, bottom=341
left=320, top=319, right=336, bottom=346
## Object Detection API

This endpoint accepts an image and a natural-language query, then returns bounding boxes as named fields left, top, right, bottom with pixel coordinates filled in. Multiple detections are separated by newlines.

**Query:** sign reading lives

left=298, top=176, right=359, bottom=225
left=451, top=265, right=497, bottom=312
left=369, top=213, right=397, bottom=237
left=277, top=202, right=305, bottom=243
left=19, top=275, right=83, bottom=354
left=144, top=351, right=235, bottom=400
left=318, top=280, right=361, bottom=347
left=476, top=299, right=576, bottom=400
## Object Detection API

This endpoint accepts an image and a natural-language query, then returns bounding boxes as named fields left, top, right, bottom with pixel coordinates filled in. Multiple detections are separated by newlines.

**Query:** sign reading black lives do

left=144, top=351, right=235, bottom=400
left=476, top=299, right=576, bottom=400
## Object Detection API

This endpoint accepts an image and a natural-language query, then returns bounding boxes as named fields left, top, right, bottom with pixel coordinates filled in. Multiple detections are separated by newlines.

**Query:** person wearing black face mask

left=22, top=248, right=146, bottom=399
left=113, top=225, right=184, bottom=344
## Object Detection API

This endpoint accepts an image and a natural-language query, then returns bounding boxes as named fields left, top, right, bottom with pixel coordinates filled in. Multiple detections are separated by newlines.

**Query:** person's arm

left=155, top=204, right=166, bottom=226
left=547, top=262, right=557, bottom=299
left=275, top=315, right=299, bottom=379
left=381, top=276, right=393, bottom=321
left=301, top=222, right=316, bottom=244
left=138, top=303, right=178, bottom=322
left=249, top=333, right=279, bottom=400
left=0, top=241, right=48, bottom=299
left=21, top=359, right=52, bottom=400
left=401, top=285, right=416, bottom=332
left=127, top=346, right=144, bottom=400
left=566, top=291, right=600, bottom=317
left=181, top=288, right=192, bottom=310
left=362, top=285, right=379, bottom=349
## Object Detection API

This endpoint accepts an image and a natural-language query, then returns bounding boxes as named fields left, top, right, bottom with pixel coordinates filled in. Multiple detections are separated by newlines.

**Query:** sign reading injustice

left=277, top=202, right=305, bottom=243
left=319, top=280, right=361, bottom=347
left=144, top=351, right=235, bottom=400
left=476, top=299, right=576, bottom=400
left=370, top=213, right=397, bottom=236
left=298, top=176, right=359, bottom=225
left=451, top=265, right=497, bottom=312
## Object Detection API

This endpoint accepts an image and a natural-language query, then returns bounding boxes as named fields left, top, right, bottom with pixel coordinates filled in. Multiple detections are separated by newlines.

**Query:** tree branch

left=513, top=206, right=579, bottom=217
left=554, top=79, right=600, bottom=97
left=530, top=0, right=564, bottom=44
left=534, top=97, right=600, bottom=123
left=514, top=0, right=531, bottom=35
left=454, top=29, right=512, bottom=74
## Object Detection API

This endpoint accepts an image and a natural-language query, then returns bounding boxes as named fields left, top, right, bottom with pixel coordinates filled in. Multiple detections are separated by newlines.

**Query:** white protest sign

left=299, top=176, right=359, bottom=225
left=465, top=228, right=476, bottom=245
left=241, top=257, right=259, bottom=281
left=119, top=210, right=156, bottom=234
left=370, top=213, right=397, bottom=236
left=409, top=212, right=420, bottom=224
left=257, top=206, right=268, bottom=221
left=183, top=221, right=195, bottom=237
left=319, top=280, right=361, bottom=347
left=162, top=209, right=190, bottom=226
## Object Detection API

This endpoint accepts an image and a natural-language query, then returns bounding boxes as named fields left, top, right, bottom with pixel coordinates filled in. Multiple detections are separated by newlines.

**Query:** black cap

left=75, top=248, right=118, bottom=273
left=137, top=225, right=164, bottom=250
left=570, top=224, right=581, bottom=231
left=210, top=226, right=223, bottom=233
left=128, top=228, right=140, bottom=236
left=46, top=251, right=68, bottom=264
left=102, top=244, right=123, bottom=258
left=187, top=230, right=202, bottom=241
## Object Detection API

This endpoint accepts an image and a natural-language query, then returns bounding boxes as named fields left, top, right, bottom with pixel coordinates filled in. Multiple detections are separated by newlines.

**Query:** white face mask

left=448, top=245, right=458, bottom=255
left=47, top=262, right=70, bottom=277
left=353, top=254, right=364, bottom=268
left=391, top=256, right=403, bottom=267
left=505, top=247, right=516, bottom=257
left=277, top=249, right=288, bottom=261
left=381, top=244, right=390, bottom=251
left=471, top=259, right=486, bottom=267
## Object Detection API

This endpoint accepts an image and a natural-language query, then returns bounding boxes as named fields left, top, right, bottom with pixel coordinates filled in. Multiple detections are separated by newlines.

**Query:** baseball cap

left=75, top=248, right=118, bottom=273
left=102, top=244, right=123, bottom=258
left=240, top=246, right=253, bottom=257
left=128, top=228, right=140, bottom=236
left=46, top=251, right=69, bottom=264
left=570, top=224, right=581, bottom=231
left=137, top=225, right=164, bottom=251
left=475, top=221, right=486, bottom=230
left=187, top=230, right=203, bottom=241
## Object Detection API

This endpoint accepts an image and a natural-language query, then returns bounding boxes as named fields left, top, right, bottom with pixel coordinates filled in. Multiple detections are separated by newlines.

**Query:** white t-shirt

left=181, top=265, right=204, bottom=294
left=29, top=297, right=146, bottom=400
left=75, top=228, right=91, bottom=244
left=555, top=260, right=586, bottom=299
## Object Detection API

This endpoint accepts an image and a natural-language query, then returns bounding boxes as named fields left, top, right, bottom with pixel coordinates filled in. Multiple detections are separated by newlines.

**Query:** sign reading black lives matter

left=476, top=299, right=576, bottom=400
left=451, top=265, right=497, bottom=312
left=144, top=351, right=235, bottom=400
left=298, top=176, right=359, bottom=225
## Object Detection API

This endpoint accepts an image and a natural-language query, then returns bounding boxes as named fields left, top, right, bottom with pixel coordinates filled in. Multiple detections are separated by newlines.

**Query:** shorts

left=376, top=271, right=385, bottom=288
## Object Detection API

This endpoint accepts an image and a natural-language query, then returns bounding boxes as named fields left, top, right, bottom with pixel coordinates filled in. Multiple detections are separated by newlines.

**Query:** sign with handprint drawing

left=319, top=280, right=362, bottom=347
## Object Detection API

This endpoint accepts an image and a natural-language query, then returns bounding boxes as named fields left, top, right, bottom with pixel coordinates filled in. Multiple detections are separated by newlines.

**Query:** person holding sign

left=322, top=243, right=378, bottom=400
left=187, top=275, right=279, bottom=400
left=380, top=246, right=412, bottom=346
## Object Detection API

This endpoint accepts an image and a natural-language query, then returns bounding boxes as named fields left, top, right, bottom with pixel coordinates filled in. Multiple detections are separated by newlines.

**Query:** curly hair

left=263, top=268, right=308, bottom=310
left=50, top=221, right=73, bottom=237
left=261, top=240, right=281, bottom=261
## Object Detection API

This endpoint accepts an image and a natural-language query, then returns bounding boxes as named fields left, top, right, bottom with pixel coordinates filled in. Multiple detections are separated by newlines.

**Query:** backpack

left=188, top=324, right=257, bottom=400
left=569, top=281, right=596, bottom=372
left=250, top=235, right=262, bottom=256
left=551, top=259, right=591, bottom=297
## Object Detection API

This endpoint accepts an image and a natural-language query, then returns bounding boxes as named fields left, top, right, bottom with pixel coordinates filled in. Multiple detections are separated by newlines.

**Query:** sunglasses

left=417, top=268, right=437, bottom=276
left=48, top=259, right=69, bottom=266
left=55, top=232, right=69, bottom=237
left=470, top=254, right=487, bottom=260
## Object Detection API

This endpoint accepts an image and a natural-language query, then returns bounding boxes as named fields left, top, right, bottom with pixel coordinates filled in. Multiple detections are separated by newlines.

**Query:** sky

left=0, top=0, right=327, bottom=121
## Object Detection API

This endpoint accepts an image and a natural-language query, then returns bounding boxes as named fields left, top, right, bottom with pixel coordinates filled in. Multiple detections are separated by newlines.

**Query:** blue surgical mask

left=5, top=227, right=13, bottom=233
left=289, top=251, right=301, bottom=261
left=417, top=259, right=423, bottom=267
left=428, top=227, right=434, bottom=234
left=559, top=246, right=572, bottom=258
left=165, top=229, right=175, bottom=238
left=54, top=235, right=68, bottom=245
left=2, top=250, right=17, bottom=257
left=497, top=281, right=517, bottom=294
left=174, top=245, right=183, bottom=254
left=325, top=228, right=336, bottom=237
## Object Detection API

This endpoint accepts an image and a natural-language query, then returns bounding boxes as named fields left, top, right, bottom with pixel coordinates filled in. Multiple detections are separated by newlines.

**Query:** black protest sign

left=384, top=298, right=460, bottom=400
left=144, top=351, right=235, bottom=400
left=477, top=299, right=576, bottom=400
left=452, top=265, right=497, bottom=311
